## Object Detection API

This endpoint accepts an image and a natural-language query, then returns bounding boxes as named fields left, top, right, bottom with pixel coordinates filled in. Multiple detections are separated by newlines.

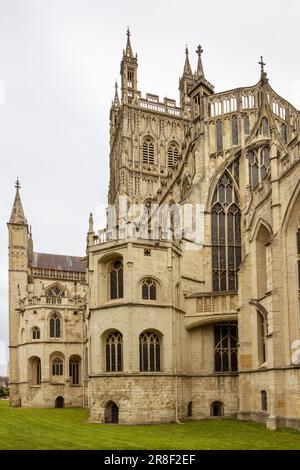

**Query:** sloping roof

left=32, top=252, right=86, bottom=272
left=9, top=188, right=27, bottom=225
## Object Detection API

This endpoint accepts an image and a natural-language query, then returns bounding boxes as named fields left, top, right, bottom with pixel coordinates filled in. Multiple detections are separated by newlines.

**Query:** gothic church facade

left=8, top=32, right=300, bottom=429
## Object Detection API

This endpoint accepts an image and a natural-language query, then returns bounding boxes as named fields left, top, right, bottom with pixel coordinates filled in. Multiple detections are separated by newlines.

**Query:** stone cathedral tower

left=8, top=32, right=300, bottom=429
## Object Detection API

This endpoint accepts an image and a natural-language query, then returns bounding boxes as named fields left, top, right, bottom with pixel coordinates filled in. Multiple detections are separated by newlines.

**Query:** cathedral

left=8, top=31, right=300, bottom=430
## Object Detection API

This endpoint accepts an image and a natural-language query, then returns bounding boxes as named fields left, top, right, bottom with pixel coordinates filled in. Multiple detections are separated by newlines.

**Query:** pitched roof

left=32, top=252, right=86, bottom=272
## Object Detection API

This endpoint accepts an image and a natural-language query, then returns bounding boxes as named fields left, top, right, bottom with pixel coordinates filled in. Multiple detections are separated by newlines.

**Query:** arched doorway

left=55, top=396, right=64, bottom=408
left=211, top=401, right=224, bottom=417
left=105, top=401, right=119, bottom=424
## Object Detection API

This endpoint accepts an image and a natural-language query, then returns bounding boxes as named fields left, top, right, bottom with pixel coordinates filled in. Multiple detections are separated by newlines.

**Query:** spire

left=124, top=27, right=133, bottom=58
left=195, top=45, right=204, bottom=78
left=183, top=46, right=193, bottom=76
left=9, top=179, right=27, bottom=225
left=88, top=212, right=94, bottom=233
left=113, top=81, right=120, bottom=108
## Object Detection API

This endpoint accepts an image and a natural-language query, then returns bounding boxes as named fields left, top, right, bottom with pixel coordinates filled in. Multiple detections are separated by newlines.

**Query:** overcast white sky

left=0, top=0, right=299, bottom=374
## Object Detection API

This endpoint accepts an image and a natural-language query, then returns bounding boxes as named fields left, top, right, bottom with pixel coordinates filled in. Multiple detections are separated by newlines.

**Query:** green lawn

left=1, top=400, right=300, bottom=450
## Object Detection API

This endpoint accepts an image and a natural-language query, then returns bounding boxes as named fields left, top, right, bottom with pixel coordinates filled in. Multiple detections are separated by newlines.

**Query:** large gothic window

left=211, top=170, right=241, bottom=292
left=139, top=331, right=161, bottom=372
left=216, top=121, right=223, bottom=152
left=106, top=331, right=123, bottom=372
left=167, top=142, right=179, bottom=167
left=231, top=116, right=238, bottom=145
left=46, top=285, right=65, bottom=304
left=248, top=147, right=270, bottom=189
left=142, top=137, right=155, bottom=164
left=214, top=322, right=238, bottom=372
left=110, top=260, right=124, bottom=299
left=49, top=312, right=61, bottom=338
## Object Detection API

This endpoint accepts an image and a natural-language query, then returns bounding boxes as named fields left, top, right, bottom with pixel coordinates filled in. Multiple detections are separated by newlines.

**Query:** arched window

left=46, top=285, right=65, bottom=304
left=211, top=401, right=224, bottom=417
left=216, top=121, right=223, bottom=152
left=142, top=278, right=157, bottom=300
left=167, top=142, right=179, bottom=167
left=281, top=123, right=288, bottom=144
left=257, top=311, right=268, bottom=365
left=142, top=137, right=155, bottom=164
left=187, top=401, right=193, bottom=417
left=105, top=401, right=119, bottom=424
left=243, top=115, right=250, bottom=135
left=69, top=356, right=81, bottom=385
left=32, top=327, right=40, bottom=340
left=110, top=260, right=123, bottom=300
left=260, top=117, right=269, bottom=137
left=214, top=322, right=238, bottom=372
left=248, top=147, right=270, bottom=189
left=231, top=116, right=238, bottom=145
left=29, top=356, right=41, bottom=385
left=52, top=356, right=63, bottom=376
left=106, top=331, right=123, bottom=372
left=139, top=331, right=161, bottom=372
left=49, top=312, right=61, bottom=338
left=211, top=171, right=241, bottom=292
left=261, top=390, right=268, bottom=411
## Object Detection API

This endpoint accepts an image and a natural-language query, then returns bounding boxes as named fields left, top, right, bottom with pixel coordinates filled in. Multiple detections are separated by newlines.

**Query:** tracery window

left=49, top=312, right=61, bottom=338
left=243, top=115, right=250, bottom=135
left=167, top=142, right=179, bottom=167
left=216, top=121, right=223, bottom=152
left=110, top=260, right=124, bottom=300
left=139, top=331, right=161, bottom=372
left=214, top=322, right=238, bottom=372
left=106, top=331, right=123, bottom=372
left=260, top=117, right=269, bottom=137
left=248, top=147, right=270, bottom=189
left=46, top=285, right=65, bottom=304
left=69, top=356, right=80, bottom=385
left=231, top=116, right=238, bottom=145
left=142, top=278, right=157, bottom=300
left=281, top=123, right=288, bottom=144
left=51, top=356, right=63, bottom=376
left=142, top=137, right=155, bottom=164
left=32, top=327, right=40, bottom=340
left=211, top=170, right=241, bottom=292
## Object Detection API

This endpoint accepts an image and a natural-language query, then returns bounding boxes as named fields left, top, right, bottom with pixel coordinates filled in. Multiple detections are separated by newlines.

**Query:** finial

left=126, top=26, right=130, bottom=37
left=15, top=178, right=20, bottom=190
left=196, top=45, right=203, bottom=57
left=185, top=45, right=189, bottom=55
left=195, top=45, right=204, bottom=78
left=115, top=80, right=118, bottom=90
left=259, top=56, right=266, bottom=73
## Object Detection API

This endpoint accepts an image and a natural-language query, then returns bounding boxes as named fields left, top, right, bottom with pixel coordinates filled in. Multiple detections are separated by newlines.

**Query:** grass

left=1, top=400, right=300, bottom=450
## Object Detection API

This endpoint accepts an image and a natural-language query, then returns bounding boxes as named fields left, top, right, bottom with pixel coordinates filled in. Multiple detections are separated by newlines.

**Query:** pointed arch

left=211, top=171, right=241, bottom=292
